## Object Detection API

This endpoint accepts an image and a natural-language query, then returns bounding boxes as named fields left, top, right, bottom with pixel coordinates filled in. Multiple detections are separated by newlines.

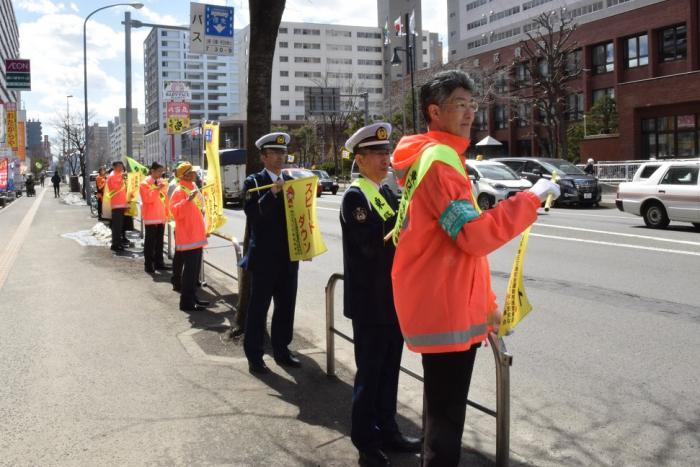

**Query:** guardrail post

left=167, top=223, right=173, bottom=259
left=489, top=333, right=512, bottom=467
left=325, top=273, right=343, bottom=377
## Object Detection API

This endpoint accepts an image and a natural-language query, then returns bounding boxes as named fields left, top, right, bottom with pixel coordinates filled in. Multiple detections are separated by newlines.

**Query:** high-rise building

left=89, top=123, right=111, bottom=169
left=378, top=0, right=423, bottom=82
left=143, top=27, right=241, bottom=165
left=447, top=0, right=667, bottom=61
left=420, top=31, right=443, bottom=69
left=109, top=109, right=145, bottom=162
left=1, top=0, right=20, bottom=181
left=236, top=22, right=387, bottom=122
left=26, top=120, right=42, bottom=151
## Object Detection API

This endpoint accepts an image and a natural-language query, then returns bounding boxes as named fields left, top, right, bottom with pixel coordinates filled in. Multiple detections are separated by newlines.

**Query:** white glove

left=529, top=179, right=561, bottom=202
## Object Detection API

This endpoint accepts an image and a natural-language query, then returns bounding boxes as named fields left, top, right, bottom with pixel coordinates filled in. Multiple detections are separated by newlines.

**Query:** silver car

left=466, top=160, right=532, bottom=210
left=616, top=160, right=700, bottom=230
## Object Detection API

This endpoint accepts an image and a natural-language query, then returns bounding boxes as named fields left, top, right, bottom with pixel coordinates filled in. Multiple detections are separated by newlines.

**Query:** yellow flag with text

left=283, top=176, right=327, bottom=261
left=125, top=171, right=143, bottom=217
left=498, top=226, right=533, bottom=337
left=203, top=122, right=227, bottom=232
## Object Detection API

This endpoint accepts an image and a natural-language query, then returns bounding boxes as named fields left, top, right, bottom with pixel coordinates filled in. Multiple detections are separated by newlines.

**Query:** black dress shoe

left=195, top=299, right=210, bottom=307
left=382, top=433, right=422, bottom=453
left=179, top=304, right=207, bottom=312
left=248, top=361, right=271, bottom=375
left=145, top=267, right=155, bottom=274
left=155, top=264, right=172, bottom=270
left=111, top=245, right=125, bottom=252
left=274, top=353, right=301, bottom=368
left=358, top=448, right=390, bottom=466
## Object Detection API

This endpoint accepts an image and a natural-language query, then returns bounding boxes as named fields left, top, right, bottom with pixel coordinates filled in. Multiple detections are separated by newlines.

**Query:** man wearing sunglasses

left=390, top=70, right=560, bottom=466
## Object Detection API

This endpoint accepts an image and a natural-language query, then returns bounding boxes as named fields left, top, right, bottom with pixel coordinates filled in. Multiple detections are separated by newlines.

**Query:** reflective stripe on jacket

left=170, top=180, right=208, bottom=251
left=139, top=176, right=168, bottom=225
left=391, top=132, right=541, bottom=353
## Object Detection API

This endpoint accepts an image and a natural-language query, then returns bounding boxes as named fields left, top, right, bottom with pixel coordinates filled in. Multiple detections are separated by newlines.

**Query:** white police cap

left=343, top=122, right=392, bottom=156
left=255, top=132, right=290, bottom=150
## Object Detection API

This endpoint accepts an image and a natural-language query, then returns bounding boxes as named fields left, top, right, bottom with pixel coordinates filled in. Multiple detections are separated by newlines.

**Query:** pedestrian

left=51, top=172, right=61, bottom=198
left=107, top=160, right=129, bottom=252
left=96, top=167, right=106, bottom=220
left=25, top=175, right=35, bottom=197
left=390, top=70, right=560, bottom=467
left=240, top=132, right=300, bottom=375
left=169, top=161, right=210, bottom=312
left=340, top=122, right=421, bottom=467
left=40, top=172, right=45, bottom=187
left=584, top=157, right=595, bottom=175
left=140, top=162, right=170, bottom=274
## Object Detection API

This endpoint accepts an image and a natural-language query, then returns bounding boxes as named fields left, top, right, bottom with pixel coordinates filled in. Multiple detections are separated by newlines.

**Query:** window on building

left=280, top=85, right=289, bottom=92
left=357, top=59, right=383, bottom=66
left=295, top=115, right=306, bottom=121
left=641, top=115, right=699, bottom=159
left=295, top=56, right=321, bottom=63
left=295, top=100, right=305, bottom=107
left=516, top=103, right=531, bottom=127
left=466, top=0, right=487, bottom=11
left=357, top=32, right=381, bottom=39
left=494, top=105, right=508, bottom=129
left=474, top=109, right=488, bottom=131
left=327, top=29, right=352, bottom=38
left=494, top=72, right=508, bottom=93
left=537, top=58, right=549, bottom=78
left=357, top=46, right=382, bottom=52
left=279, top=41, right=288, bottom=48
left=659, top=24, right=687, bottom=62
left=566, top=93, right=584, bottom=121
left=294, top=42, right=321, bottom=50
left=592, top=87, right=615, bottom=104
left=327, top=44, right=353, bottom=51
left=279, top=27, right=287, bottom=34
left=566, top=49, right=582, bottom=75
left=515, top=63, right=531, bottom=87
left=523, top=0, right=553, bottom=10
left=467, top=18, right=487, bottom=31
left=280, top=56, right=288, bottom=62
left=592, top=42, right=614, bottom=74
left=625, top=34, right=648, bottom=68
left=280, top=70, right=289, bottom=77
left=281, top=115, right=290, bottom=121
left=281, top=100, right=289, bottom=106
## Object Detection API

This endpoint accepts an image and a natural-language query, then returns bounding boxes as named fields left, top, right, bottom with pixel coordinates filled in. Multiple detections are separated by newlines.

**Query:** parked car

left=220, top=148, right=247, bottom=205
left=465, top=160, right=532, bottom=210
left=350, top=159, right=402, bottom=196
left=281, top=168, right=323, bottom=197
left=311, top=169, right=339, bottom=195
left=616, top=160, right=700, bottom=230
left=493, top=157, right=601, bottom=207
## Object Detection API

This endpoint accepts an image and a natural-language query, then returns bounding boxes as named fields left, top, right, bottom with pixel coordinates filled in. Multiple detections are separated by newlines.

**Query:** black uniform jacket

left=239, top=169, right=299, bottom=273
left=340, top=181, right=399, bottom=326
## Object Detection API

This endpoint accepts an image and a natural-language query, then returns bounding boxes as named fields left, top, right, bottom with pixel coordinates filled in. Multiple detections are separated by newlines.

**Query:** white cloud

left=15, top=0, right=66, bottom=14
left=70, top=2, right=79, bottom=13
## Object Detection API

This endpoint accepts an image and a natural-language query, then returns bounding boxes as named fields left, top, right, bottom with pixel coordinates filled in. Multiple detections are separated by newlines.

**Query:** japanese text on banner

left=283, top=176, right=327, bottom=261
left=202, top=122, right=227, bottom=232
left=498, top=226, right=533, bottom=337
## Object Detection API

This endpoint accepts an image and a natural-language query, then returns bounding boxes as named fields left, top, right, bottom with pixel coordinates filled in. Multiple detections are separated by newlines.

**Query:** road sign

left=305, top=87, right=341, bottom=116
left=5, top=59, right=31, bottom=91
left=164, top=81, right=191, bottom=101
left=190, top=2, right=234, bottom=56
left=166, top=101, right=191, bottom=135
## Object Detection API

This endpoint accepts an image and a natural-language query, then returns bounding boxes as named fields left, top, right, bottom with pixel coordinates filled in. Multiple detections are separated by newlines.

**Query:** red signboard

left=5, top=59, right=30, bottom=72
left=0, top=158, right=8, bottom=191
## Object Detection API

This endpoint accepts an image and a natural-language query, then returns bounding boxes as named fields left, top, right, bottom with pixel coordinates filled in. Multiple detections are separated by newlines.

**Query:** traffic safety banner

left=5, top=103, right=17, bottom=150
left=203, top=122, right=227, bottom=233
left=283, top=176, right=327, bottom=261
left=498, top=226, right=533, bottom=337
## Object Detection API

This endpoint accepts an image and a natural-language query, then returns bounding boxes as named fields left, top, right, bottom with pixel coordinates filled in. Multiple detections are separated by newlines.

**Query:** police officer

left=340, top=123, right=421, bottom=467
left=240, top=132, right=300, bottom=375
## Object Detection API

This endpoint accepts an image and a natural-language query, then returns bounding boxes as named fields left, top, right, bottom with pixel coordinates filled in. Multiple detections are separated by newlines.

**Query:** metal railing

left=325, top=273, right=512, bottom=466
left=577, top=158, right=700, bottom=183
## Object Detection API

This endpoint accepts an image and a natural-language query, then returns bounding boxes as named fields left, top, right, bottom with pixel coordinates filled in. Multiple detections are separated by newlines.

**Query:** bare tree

left=52, top=110, right=95, bottom=194
left=518, top=9, right=581, bottom=158
left=233, top=0, right=286, bottom=336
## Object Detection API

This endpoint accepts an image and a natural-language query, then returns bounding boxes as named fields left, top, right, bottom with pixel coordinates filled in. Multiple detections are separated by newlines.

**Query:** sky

left=14, top=0, right=447, bottom=142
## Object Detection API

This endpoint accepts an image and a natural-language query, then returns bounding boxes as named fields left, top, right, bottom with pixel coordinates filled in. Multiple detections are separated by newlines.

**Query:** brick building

left=392, top=0, right=700, bottom=162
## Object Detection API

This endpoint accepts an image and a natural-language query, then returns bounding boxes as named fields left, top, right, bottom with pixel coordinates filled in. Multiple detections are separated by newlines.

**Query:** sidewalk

left=0, top=186, right=515, bottom=466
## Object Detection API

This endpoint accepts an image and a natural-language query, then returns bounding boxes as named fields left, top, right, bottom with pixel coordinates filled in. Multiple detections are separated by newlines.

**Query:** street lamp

left=64, top=94, right=73, bottom=170
left=391, top=46, right=417, bottom=134
left=83, top=3, right=143, bottom=202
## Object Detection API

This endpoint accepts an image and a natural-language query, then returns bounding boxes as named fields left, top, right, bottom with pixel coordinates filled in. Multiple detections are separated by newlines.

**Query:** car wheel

left=692, top=223, right=700, bottom=232
left=643, top=202, right=670, bottom=229
left=477, top=193, right=493, bottom=211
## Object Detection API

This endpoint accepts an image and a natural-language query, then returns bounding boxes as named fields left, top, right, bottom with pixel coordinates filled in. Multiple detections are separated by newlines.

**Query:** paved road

left=202, top=194, right=700, bottom=466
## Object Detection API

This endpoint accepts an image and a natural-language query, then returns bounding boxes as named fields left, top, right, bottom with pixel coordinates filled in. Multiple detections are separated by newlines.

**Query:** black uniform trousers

left=179, top=248, right=203, bottom=308
left=110, top=208, right=125, bottom=249
left=97, top=196, right=103, bottom=219
left=53, top=184, right=60, bottom=197
left=243, top=261, right=298, bottom=364
left=143, top=224, right=165, bottom=270
left=171, top=250, right=184, bottom=289
left=351, top=321, right=403, bottom=450
left=421, top=345, right=479, bottom=467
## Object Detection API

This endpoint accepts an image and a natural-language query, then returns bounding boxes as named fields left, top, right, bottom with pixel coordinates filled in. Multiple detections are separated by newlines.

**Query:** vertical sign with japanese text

left=5, top=103, right=18, bottom=151
left=190, top=2, right=234, bottom=56
left=283, top=176, right=327, bottom=261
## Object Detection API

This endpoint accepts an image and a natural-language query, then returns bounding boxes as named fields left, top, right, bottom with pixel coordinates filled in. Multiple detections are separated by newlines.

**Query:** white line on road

left=317, top=207, right=340, bottom=212
left=534, top=223, right=700, bottom=246
left=544, top=211, right=638, bottom=221
left=0, top=188, right=46, bottom=290
left=530, top=233, right=700, bottom=257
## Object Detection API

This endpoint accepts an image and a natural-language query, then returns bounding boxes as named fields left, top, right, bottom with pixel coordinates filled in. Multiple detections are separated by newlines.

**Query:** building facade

left=452, top=0, right=700, bottom=161
left=143, top=27, right=241, bottom=165
left=0, top=0, right=20, bottom=180
left=109, top=109, right=145, bottom=162
left=378, top=0, right=423, bottom=82
left=89, top=123, right=111, bottom=169
left=236, top=22, right=387, bottom=122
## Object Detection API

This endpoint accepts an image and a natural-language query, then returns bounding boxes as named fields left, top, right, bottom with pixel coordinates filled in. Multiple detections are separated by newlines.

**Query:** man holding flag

left=106, top=160, right=128, bottom=252
left=390, top=70, right=560, bottom=466
left=140, top=162, right=169, bottom=274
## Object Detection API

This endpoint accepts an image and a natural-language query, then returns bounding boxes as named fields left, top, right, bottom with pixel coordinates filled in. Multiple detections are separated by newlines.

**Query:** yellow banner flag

left=284, top=176, right=327, bottom=261
left=203, top=122, right=227, bottom=232
left=125, top=171, right=144, bottom=217
left=498, top=226, right=533, bottom=337
left=201, top=183, right=219, bottom=234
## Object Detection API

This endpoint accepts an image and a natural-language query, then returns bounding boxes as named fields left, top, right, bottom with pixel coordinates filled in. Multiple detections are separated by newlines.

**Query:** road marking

left=545, top=211, right=638, bottom=221
left=0, top=188, right=46, bottom=290
left=530, top=233, right=700, bottom=257
left=317, top=206, right=340, bottom=212
left=534, top=223, right=700, bottom=246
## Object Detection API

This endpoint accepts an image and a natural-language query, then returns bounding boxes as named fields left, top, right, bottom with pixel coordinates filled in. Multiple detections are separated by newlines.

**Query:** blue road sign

left=205, top=5, right=233, bottom=38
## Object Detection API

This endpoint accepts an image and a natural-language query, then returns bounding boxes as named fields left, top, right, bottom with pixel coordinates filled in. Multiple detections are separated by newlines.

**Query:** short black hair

left=150, top=162, right=163, bottom=171
left=420, top=70, right=474, bottom=124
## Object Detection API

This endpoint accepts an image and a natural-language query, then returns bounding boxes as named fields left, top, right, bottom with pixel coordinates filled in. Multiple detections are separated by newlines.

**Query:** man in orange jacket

left=140, top=162, right=169, bottom=274
left=170, top=161, right=209, bottom=312
left=390, top=70, right=560, bottom=466
left=107, top=160, right=128, bottom=252
left=95, top=167, right=106, bottom=220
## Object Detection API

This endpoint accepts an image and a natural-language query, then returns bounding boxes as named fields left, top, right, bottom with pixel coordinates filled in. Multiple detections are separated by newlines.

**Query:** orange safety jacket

left=95, top=175, right=106, bottom=200
left=170, top=180, right=208, bottom=251
left=106, top=170, right=127, bottom=209
left=139, top=175, right=168, bottom=225
left=391, top=131, right=541, bottom=354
